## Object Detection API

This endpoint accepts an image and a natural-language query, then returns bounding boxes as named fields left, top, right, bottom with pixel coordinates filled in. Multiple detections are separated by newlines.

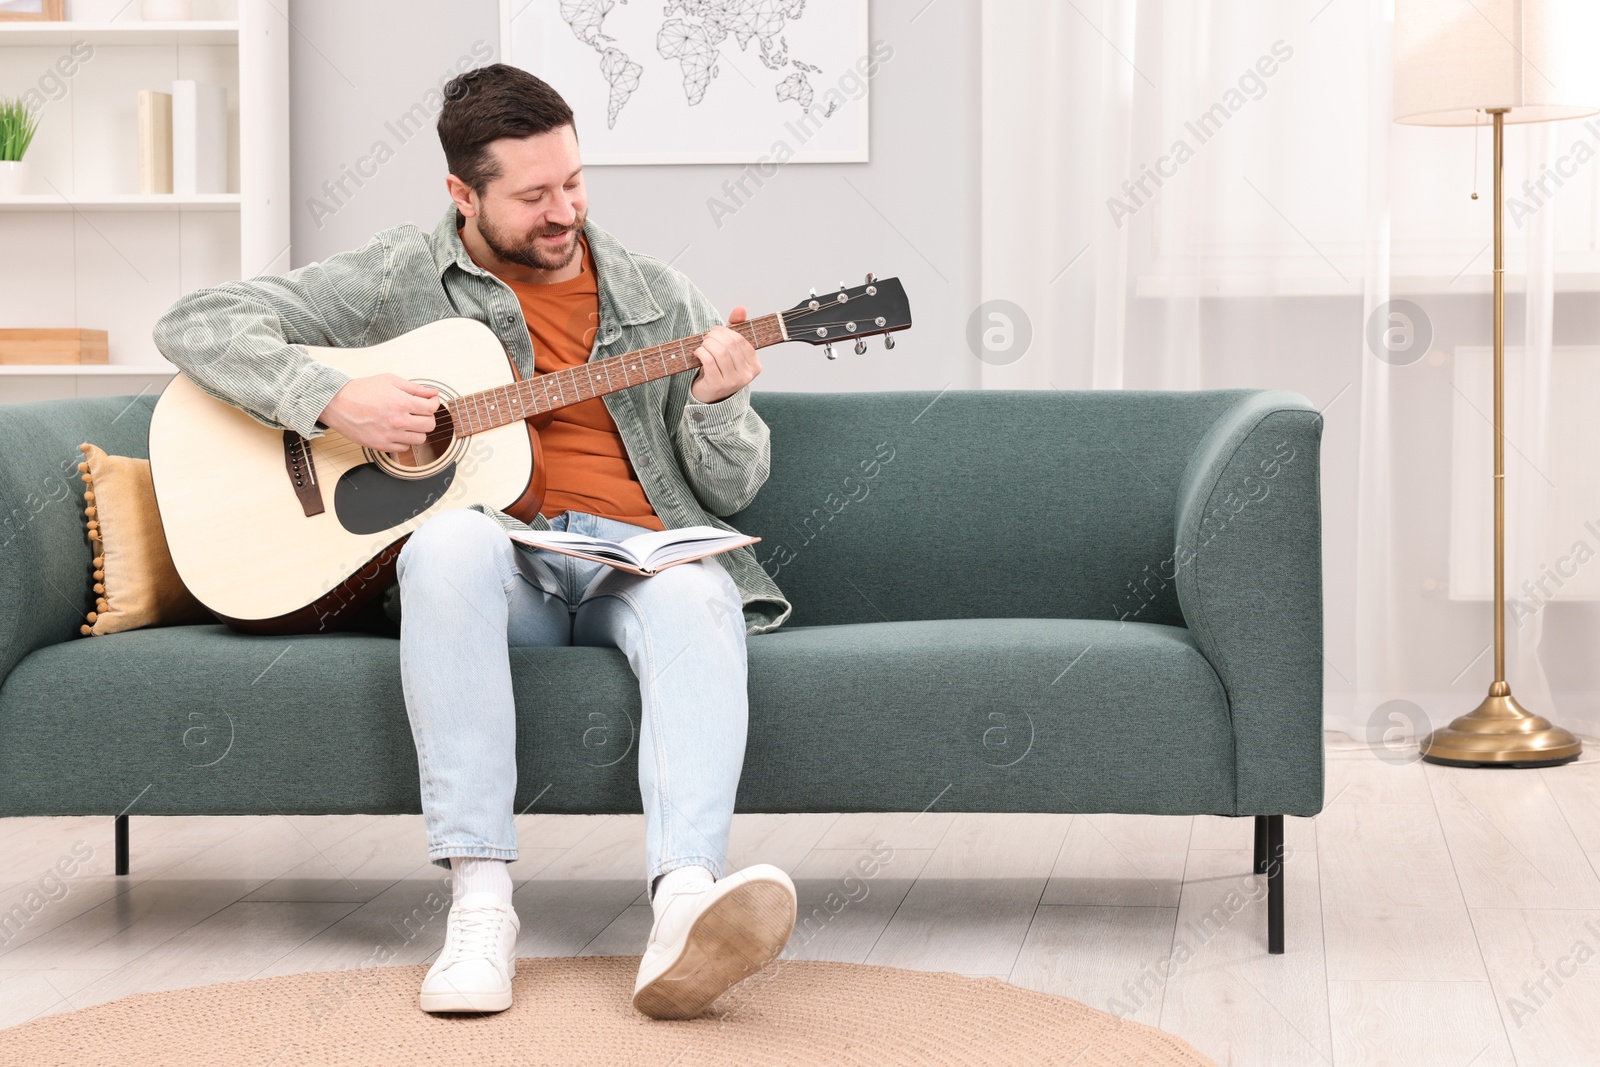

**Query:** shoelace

left=440, top=905, right=508, bottom=967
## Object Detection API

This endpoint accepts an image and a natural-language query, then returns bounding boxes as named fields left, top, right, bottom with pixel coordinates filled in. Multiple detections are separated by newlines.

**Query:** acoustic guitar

left=148, top=275, right=912, bottom=634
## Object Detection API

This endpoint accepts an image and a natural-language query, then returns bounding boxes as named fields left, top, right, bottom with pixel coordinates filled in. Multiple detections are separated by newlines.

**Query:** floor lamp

left=1394, top=0, right=1600, bottom=766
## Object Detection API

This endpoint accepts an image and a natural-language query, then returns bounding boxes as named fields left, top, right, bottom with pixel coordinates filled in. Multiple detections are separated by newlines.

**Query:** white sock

left=451, top=857, right=513, bottom=905
left=651, top=865, right=715, bottom=921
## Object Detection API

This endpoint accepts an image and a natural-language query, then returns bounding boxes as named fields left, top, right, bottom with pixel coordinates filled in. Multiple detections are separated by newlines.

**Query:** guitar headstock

left=783, top=274, right=911, bottom=355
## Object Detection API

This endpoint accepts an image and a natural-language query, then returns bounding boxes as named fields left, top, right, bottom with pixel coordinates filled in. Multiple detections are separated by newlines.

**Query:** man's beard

left=478, top=206, right=587, bottom=271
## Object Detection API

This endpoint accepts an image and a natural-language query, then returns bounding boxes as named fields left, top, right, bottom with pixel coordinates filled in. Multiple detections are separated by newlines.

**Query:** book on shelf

left=136, top=90, right=173, bottom=195
left=504, top=525, right=759, bottom=577
left=171, top=80, right=227, bottom=195
left=0, top=329, right=109, bottom=366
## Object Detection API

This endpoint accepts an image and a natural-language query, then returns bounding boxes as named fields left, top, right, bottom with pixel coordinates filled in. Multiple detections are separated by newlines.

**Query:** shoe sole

left=632, top=869, right=796, bottom=1021
left=419, top=960, right=516, bottom=1014
left=419, top=986, right=513, bottom=1013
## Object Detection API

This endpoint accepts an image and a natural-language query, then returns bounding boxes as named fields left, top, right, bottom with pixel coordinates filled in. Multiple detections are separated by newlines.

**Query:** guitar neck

left=445, top=313, right=787, bottom=435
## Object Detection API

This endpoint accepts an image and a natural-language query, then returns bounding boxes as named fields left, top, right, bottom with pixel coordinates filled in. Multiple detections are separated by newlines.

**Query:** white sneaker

left=632, top=863, right=797, bottom=1020
left=419, top=891, right=520, bottom=1013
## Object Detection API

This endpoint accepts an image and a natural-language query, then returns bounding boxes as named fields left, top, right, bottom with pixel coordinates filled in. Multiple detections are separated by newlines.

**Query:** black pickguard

left=333, top=462, right=458, bottom=535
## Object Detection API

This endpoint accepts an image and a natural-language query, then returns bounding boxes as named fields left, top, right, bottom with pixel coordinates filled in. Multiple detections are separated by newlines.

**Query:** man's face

left=473, top=125, right=587, bottom=271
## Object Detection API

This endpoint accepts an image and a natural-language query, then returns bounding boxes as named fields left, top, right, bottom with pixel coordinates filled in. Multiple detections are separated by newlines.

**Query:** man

left=153, top=63, right=797, bottom=1019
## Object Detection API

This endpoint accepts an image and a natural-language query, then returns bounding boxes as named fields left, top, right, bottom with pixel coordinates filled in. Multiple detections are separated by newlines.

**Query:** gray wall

left=286, top=0, right=982, bottom=394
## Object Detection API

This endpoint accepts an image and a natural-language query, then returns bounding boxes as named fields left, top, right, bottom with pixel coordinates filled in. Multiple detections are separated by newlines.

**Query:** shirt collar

left=431, top=205, right=664, bottom=328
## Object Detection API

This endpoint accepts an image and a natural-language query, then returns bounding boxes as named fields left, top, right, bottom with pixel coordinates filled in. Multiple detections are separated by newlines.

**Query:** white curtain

left=979, top=0, right=1588, bottom=740
left=981, top=0, right=1205, bottom=392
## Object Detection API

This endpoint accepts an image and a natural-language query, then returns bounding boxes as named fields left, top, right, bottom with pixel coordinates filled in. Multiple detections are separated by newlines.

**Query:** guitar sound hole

left=389, top=405, right=456, bottom=470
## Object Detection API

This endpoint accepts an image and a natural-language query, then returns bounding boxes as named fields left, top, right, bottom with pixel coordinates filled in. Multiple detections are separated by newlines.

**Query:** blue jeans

left=395, top=507, right=750, bottom=890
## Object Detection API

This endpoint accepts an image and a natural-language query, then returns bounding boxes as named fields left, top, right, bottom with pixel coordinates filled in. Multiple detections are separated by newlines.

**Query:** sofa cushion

left=727, top=389, right=1256, bottom=629
left=74, top=442, right=211, bottom=636
left=0, top=617, right=1234, bottom=818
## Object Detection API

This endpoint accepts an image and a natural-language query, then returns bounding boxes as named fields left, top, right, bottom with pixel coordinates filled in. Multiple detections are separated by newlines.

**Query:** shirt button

left=639, top=453, right=653, bottom=467
left=691, top=411, right=706, bottom=424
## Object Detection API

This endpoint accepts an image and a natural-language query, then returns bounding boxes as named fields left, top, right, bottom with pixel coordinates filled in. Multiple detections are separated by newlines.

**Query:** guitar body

left=149, top=318, right=544, bottom=634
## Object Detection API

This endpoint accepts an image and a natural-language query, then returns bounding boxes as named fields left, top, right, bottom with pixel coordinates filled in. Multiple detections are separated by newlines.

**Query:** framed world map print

left=500, top=0, right=872, bottom=164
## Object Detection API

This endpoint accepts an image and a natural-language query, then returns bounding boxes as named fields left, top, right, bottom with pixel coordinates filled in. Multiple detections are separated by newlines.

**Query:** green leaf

left=0, top=96, right=42, bottom=163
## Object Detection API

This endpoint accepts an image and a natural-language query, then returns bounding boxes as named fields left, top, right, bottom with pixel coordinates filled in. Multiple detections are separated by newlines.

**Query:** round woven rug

left=0, top=956, right=1216, bottom=1066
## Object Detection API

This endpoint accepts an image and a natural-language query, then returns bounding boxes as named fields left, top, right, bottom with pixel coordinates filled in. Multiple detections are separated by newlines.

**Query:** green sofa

left=0, top=388, right=1324, bottom=953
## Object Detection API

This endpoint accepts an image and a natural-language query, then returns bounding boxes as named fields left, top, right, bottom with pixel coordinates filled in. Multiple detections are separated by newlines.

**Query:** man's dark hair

left=437, top=63, right=576, bottom=192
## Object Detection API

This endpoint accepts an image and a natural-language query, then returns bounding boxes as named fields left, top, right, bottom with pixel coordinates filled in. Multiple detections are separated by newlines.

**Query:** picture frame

left=499, top=0, right=871, bottom=165
left=0, top=0, right=66, bottom=22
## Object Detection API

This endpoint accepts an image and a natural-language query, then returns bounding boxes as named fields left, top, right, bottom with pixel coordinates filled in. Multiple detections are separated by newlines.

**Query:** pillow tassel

left=80, top=443, right=101, bottom=636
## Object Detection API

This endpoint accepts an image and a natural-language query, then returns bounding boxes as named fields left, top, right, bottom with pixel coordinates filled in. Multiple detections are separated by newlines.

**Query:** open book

left=505, top=525, right=760, bottom=576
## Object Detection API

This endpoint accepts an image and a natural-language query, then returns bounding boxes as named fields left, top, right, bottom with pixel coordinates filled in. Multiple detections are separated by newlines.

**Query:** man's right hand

left=318, top=374, right=440, bottom=453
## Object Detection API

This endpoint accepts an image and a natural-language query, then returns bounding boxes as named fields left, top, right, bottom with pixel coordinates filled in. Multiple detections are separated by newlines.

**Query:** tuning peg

left=884, top=334, right=896, bottom=350
left=854, top=339, right=867, bottom=355
left=824, top=343, right=836, bottom=360
left=809, top=287, right=817, bottom=296
left=865, top=272, right=874, bottom=284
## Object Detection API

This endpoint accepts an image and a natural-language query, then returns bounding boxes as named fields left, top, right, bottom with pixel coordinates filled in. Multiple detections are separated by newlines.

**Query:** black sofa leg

left=115, top=814, right=129, bottom=876
left=1262, top=814, right=1284, bottom=954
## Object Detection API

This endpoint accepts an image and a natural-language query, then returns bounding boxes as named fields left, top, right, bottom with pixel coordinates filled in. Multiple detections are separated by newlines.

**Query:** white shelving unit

left=0, top=363, right=183, bottom=375
left=0, top=193, right=240, bottom=211
left=0, top=20, right=239, bottom=45
left=0, top=0, right=287, bottom=402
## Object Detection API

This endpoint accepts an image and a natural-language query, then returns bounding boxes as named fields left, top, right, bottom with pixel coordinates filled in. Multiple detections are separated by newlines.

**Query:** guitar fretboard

left=445, top=313, right=787, bottom=435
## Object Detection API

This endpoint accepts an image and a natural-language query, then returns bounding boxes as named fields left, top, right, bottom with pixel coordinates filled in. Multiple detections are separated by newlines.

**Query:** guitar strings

left=306, top=311, right=895, bottom=467
left=306, top=335, right=730, bottom=465
left=308, top=318, right=900, bottom=468
left=302, top=305, right=898, bottom=467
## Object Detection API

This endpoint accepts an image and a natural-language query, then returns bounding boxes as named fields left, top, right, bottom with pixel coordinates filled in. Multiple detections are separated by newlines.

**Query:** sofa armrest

left=1173, top=390, right=1325, bottom=817
left=0, top=395, right=159, bottom=685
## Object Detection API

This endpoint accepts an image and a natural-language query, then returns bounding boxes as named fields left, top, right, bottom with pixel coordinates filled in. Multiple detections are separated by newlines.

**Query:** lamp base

left=1419, top=682, right=1582, bottom=768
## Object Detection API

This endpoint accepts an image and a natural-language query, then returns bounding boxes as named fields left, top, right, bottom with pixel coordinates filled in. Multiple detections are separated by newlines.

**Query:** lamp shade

left=1394, top=0, right=1600, bottom=125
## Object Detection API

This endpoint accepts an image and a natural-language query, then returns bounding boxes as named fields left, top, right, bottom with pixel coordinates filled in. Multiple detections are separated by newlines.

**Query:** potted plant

left=0, top=96, right=40, bottom=196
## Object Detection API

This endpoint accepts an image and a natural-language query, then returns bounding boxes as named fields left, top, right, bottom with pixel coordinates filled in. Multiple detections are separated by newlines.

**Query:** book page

left=506, top=526, right=760, bottom=575
left=621, top=526, right=759, bottom=568
left=505, top=530, right=644, bottom=567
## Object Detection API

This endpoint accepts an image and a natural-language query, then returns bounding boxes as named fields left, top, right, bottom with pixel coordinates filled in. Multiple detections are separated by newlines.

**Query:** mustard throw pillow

left=77, top=442, right=212, bottom=636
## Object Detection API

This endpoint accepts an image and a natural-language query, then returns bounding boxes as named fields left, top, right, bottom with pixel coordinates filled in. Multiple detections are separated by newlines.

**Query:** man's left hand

left=690, top=306, right=762, bottom=404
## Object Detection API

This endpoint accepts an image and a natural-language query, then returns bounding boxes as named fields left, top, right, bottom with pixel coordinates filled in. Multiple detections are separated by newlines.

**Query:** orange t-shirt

left=471, top=233, right=663, bottom=531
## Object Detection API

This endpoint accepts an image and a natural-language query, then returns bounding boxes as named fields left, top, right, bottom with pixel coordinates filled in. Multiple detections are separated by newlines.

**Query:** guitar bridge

left=283, top=431, right=325, bottom=517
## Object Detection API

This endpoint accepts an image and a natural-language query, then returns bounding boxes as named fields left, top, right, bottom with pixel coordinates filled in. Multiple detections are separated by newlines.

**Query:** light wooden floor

left=3, top=733, right=1600, bottom=1066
